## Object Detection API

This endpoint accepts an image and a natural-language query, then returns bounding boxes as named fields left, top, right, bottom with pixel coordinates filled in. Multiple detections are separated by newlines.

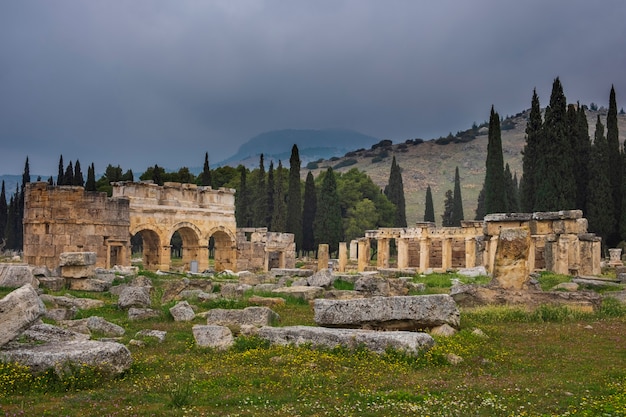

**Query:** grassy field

left=1, top=272, right=626, bottom=416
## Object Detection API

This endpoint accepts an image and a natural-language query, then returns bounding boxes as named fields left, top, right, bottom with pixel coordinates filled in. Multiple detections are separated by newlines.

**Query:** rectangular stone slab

left=314, top=294, right=460, bottom=330
left=0, top=284, right=47, bottom=347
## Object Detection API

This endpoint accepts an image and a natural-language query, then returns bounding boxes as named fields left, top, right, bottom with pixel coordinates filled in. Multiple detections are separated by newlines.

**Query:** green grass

left=1, top=272, right=626, bottom=416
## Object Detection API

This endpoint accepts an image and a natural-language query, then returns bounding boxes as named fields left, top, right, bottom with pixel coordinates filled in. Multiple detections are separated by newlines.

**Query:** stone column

left=487, top=236, right=498, bottom=274
left=464, top=237, right=475, bottom=268
left=609, top=248, right=623, bottom=267
left=357, top=239, right=370, bottom=272
left=318, top=244, right=329, bottom=271
left=158, top=245, right=171, bottom=271
left=528, top=236, right=537, bottom=273
left=349, top=240, right=358, bottom=261
left=197, top=246, right=210, bottom=273
left=338, top=242, right=347, bottom=272
left=397, top=238, right=409, bottom=269
left=441, top=237, right=452, bottom=271
left=418, top=237, right=430, bottom=273
left=555, top=235, right=570, bottom=275
left=377, top=238, right=390, bottom=269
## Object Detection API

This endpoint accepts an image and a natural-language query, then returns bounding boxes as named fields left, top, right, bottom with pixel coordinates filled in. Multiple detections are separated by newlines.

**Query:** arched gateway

left=23, top=181, right=237, bottom=272
left=115, top=181, right=237, bottom=272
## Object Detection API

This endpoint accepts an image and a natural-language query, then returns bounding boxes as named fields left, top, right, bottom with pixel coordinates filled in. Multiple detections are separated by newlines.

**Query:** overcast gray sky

left=1, top=0, right=625, bottom=176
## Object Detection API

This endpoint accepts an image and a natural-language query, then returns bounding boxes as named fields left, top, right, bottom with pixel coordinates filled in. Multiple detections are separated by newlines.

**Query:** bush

left=305, top=161, right=319, bottom=170
left=371, top=139, right=393, bottom=150
left=333, top=158, right=358, bottom=169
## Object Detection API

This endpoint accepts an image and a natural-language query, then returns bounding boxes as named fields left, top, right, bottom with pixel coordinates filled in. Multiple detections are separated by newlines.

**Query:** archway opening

left=171, top=226, right=201, bottom=272
left=209, top=230, right=236, bottom=272
left=132, top=229, right=161, bottom=271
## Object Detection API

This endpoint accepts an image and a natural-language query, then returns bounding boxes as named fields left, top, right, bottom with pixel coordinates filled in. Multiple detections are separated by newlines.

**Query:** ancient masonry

left=24, top=182, right=600, bottom=276
left=357, top=210, right=601, bottom=276
left=24, top=182, right=295, bottom=272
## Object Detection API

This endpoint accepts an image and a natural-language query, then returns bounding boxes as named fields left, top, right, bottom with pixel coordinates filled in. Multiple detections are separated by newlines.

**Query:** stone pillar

left=609, top=248, right=623, bottom=267
left=528, top=236, right=537, bottom=273
left=158, top=245, right=171, bottom=271
left=487, top=236, right=498, bottom=274
left=349, top=240, right=358, bottom=261
left=338, top=242, right=347, bottom=272
left=441, top=237, right=452, bottom=271
left=318, top=244, right=329, bottom=271
left=492, top=227, right=531, bottom=290
left=377, top=238, right=390, bottom=269
left=464, top=237, right=475, bottom=268
left=418, top=237, right=430, bottom=273
left=357, top=239, right=370, bottom=272
left=397, top=238, right=409, bottom=269
left=555, top=235, right=570, bottom=275
left=197, top=246, right=210, bottom=273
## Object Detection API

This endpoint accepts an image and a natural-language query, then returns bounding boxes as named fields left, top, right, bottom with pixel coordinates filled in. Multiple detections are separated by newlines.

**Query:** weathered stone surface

left=128, top=308, right=160, bottom=321
left=491, top=227, right=531, bottom=290
left=192, top=325, right=234, bottom=349
left=254, top=283, right=281, bottom=293
left=307, top=269, right=334, bottom=288
left=552, top=282, right=580, bottom=292
left=118, top=286, right=151, bottom=309
left=38, top=276, right=65, bottom=291
left=257, top=326, right=435, bottom=355
left=572, top=277, right=622, bottom=288
left=160, top=280, right=188, bottom=303
left=354, top=276, right=390, bottom=296
left=205, top=307, right=279, bottom=327
left=16, top=323, right=89, bottom=344
left=0, top=284, right=47, bottom=347
left=220, top=282, right=251, bottom=298
left=238, top=271, right=263, bottom=285
left=86, top=316, right=125, bottom=337
left=45, top=307, right=77, bottom=322
left=247, top=295, right=286, bottom=307
left=0, top=264, right=37, bottom=288
left=272, top=286, right=324, bottom=300
left=431, top=324, right=457, bottom=337
left=31, top=266, right=51, bottom=277
left=40, top=294, right=105, bottom=310
left=62, top=265, right=96, bottom=279
left=135, top=329, right=167, bottom=343
left=323, top=290, right=364, bottom=300
left=67, top=278, right=111, bottom=292
left=0, top=340, right=132, bottom=375
left=271, top=268, right=314, bottom=277
left=314, top=295, right=461, bottom=330
left=59, top=252, right=97, bottom=266
left=169, top=301, right=196, bottom=321
left=457, top=266, right=488, bottom=278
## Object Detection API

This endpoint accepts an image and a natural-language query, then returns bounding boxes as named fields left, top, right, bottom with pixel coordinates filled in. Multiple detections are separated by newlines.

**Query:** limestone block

left=0, top=340, right=132, bottom=376
left=491, top=227, right=531, bottom=290
left=128, top=308, right=160, bottom=321
left=272, top=286, right=324, bottom=300
left=67, top=278, right=111, bottom=292
left=257, top=326, right=434, bottom=355
left=247, top=295, right=286, bottom=307
left=15, top=323, right=89, bottom=344
left=135, top=329, right=167, bottom=343
left=0, top=264, right=37, bottom=288
left=192, top=325, right=234, bottom=350
left=86, top=316, right=125, bottom=337
left=118, top=286, right=151, bottom=309
left=307, top=269, right=335, bottom=288
left=0, top=285, right=47, bottom=347
left=205, top=306, right=279, bottom=327
left=59, top=252, right=96, bottom=267
left=45, top=307, right=77, bottom=322
left=61, top=265, right=96, bottom=279
left=354, top=276, right=390, bottom=296
left=169, top=301, right=196, bottom=322
left=314, top=295, right=460, bottom=331
left=40, top=294, right=105, bottom=310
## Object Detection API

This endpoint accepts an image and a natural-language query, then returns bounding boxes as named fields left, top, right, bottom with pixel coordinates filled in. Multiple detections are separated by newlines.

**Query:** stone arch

left=206, top=226, right=237, bottom=272
left=130, top=224, right=165, bottom=271
left=169, top=221, right=208, bottom=272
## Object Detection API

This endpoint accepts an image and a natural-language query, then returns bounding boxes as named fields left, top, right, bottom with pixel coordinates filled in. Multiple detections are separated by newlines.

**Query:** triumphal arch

left=23, top=181, right=238, bottom=272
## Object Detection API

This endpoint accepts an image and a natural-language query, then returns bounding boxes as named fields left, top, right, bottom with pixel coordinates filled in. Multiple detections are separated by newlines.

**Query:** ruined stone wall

left=236, top=228, right=296, bottom=272
left=23, top=183, right=130, bottom=269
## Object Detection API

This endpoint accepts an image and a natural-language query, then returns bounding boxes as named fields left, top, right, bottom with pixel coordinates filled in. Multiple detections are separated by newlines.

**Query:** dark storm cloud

left=1, top=0, right=625, bottom=175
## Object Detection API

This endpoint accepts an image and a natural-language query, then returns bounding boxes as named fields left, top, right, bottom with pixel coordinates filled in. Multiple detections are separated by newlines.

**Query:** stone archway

left=169, top=222, right=208, bottom=272
left=207, top=226, right=237, bottom=272
left=131, top=227, right=163, bottom=271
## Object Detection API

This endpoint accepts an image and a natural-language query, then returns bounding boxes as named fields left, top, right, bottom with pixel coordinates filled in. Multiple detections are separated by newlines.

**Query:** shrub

left=333, top=158, right=357, bottom=169
left=305, top=161, right=319, bottom=170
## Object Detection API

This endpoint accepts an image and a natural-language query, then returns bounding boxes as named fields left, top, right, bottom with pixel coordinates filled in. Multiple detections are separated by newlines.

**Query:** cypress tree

left=253, top=154, right=267, bottom=227
left=607, top=86, right=621, bottom=238
left=384, top=156, right=407, bottom=227
left=47, top=177, right=53, bottom=186
left=86, top=163, right=97, bottom=191
left=57, top=155, right=64, bottom=185
left=451, top=166, right=464, bottom=226
left=483, top=106, right=507, bottom=214
left=266, top=161, right=275, bottom=230
left=504, top=163, right=520, bottom=212
left=0, top=181, right=7, bottom=242
left=424, top=185, right=435, bottom=222
left=587, top=116, right=614, bottom=244
left=301, top=171, right=317, bottom=253
left=5, top=188, right=18, bottom=250
left=64, top=161, right=74, bottom=186
left=286, top=145, right=303, bottom=250
left=199, top=152, right=212, bottom=187
left=151, top=164, right=164, bottom=185
left=73, top=160, right=85, bottom=186
left=313, top=167, right=343, bottom=254
left=475, top=186, right=486, bottom=220
left=441, top=190, right=454, bottom=227
left=16, top=158, right=30, bottom=250
left=271, top=161, right=286, bottom=232
left=574, top=103, right=591, bottom=211
left=122, top=169, right=134, bottom=182
left=535, top=77, right=576, bottom=211
left=235, top=166, right=251, bottom=227
left=521, top=89, right=543, bottom=212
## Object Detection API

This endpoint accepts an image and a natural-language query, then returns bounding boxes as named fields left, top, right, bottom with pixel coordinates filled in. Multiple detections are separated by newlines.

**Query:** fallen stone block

left=0, top=264, right=37, bottom=288
left=272, top=286, right=324, bottom=300
left=247, top=295, right=286, bottom=307
left=0, top=284, right=47, bottom=347
left=135, top=329, right=167, bottom=343
left=118, top=286, right=151, bottom=309
left=270, top=268, right=314, bottom=278
left=86, top=316, right=125, bottom=337
left=38, top=276, right=65, bottom=291
left=169, top=301, right=196, bottom=322
left=307, top=269, right=335, bottom=288
left=205, top=306, right=279, bottom=327
left=59, top=252, right=97, bottom=266
left=14, top=323, right=89, bottom=344
left=192, top=325, right=233, bottom=350
left=45, top=307, right=77, bottom=322
left=128, top=308, right=160, bottom=321
left=40, top=294, right=105, bottom=310
left=0, top=340, right=132, bottom=376
left=257, top=326, right=434, bottom=355
left=68, top=278, right=111, bottom=292
left=314, top=295, right=461, bottom=331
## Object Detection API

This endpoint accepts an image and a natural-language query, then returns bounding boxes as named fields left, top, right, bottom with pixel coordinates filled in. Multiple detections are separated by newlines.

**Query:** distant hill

left=302, top=109, right=626, bottom=226
left=218, top=128, right=380, bottom=168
